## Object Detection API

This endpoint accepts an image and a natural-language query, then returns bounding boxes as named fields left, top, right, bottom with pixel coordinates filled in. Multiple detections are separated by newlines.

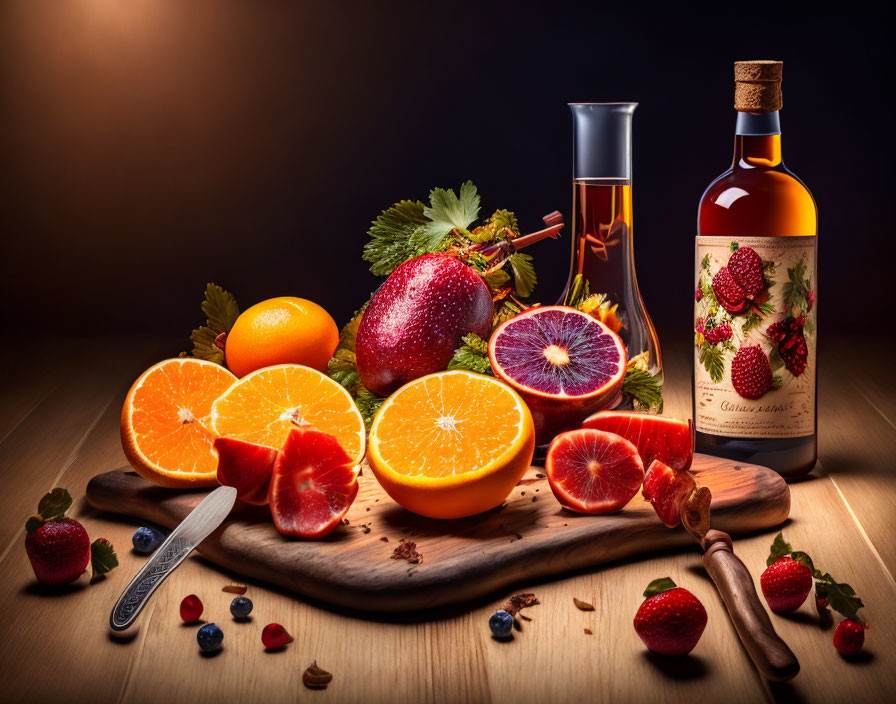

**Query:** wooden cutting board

left=86, top=454, right=789, bottom=613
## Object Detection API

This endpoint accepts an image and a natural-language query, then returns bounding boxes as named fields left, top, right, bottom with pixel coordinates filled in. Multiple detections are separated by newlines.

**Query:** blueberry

left=230, top=596, right=253, bottom=619
left=197, top=623, right=224, bottom=652
left=489, top=610, right=514, bottom=638
left=132, top=526, right=165, bottom=554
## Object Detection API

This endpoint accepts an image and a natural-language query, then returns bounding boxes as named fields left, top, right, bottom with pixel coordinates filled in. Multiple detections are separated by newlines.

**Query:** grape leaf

left=363, top=200, right=429, bottom=276
left=415, top=181, right=480, bottom=252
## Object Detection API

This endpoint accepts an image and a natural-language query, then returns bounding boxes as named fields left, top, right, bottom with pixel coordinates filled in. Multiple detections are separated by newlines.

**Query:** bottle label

left=694, top=236, right=816, bottom=438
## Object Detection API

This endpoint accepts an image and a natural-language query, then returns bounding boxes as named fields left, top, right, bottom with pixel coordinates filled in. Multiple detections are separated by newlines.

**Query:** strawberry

left=24, top=489, right=90, bottom=585
left=633, top=578, right=707, bottom=656
left=833, top=618, right=867, bottom=657
left=730, top=345, right=773, bottom=400
left=727, top=245, right=765, bottom=296
left=761, top=557, right=813, bottom=612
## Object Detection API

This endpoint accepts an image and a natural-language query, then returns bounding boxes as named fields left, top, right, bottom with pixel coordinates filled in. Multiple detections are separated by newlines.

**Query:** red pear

left=355, top=253, right=493, bottom=396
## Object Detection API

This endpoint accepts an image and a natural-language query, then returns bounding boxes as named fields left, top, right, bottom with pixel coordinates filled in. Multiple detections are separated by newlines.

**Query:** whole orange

left=225, top=297, right=339, bottom=377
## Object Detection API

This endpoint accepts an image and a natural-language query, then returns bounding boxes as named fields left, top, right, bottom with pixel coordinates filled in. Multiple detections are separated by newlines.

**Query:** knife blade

left=109, top=485, right=237, bottom=634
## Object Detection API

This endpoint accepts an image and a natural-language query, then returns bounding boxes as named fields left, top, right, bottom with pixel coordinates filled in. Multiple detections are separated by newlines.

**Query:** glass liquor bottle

left=562, top=103, right=662, bottom=408
left=694, top=61, right=817, bottom=476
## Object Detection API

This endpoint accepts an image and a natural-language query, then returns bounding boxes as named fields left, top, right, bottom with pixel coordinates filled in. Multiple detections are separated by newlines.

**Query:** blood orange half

left=581, top=411, right=694, bottom=471
left=546, top=429, right=644, bottom=514
left=489, top=306, right=627, bottom=445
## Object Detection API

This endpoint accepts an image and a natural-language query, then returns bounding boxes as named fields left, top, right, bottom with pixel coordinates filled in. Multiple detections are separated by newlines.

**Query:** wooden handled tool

left=683, top=488, right=800, bottom=682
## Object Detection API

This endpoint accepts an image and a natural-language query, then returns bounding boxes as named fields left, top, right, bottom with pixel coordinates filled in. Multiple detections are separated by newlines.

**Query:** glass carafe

left=561, top=103, right=663, bottom=408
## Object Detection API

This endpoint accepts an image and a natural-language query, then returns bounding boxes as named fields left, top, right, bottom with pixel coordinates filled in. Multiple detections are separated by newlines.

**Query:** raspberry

left=695, top=317, right=706, bottom=334
left=779, top=328, right=808, bottom=377
left=262, top=623, right=294, bottom=650
left=711, top=266, right=748, bottom=314
left=833, top=619, right=866, bottom=657
left=695, top=288, right=703, bottom=301
left=704, top=323, right=732, bottom=344
left=727, top=246, right=765, bottom=296
left=807, top=290, right=816, bottom=311
left=795, top=314, right=806, bottom=327
left=766, top=320, right=787, bottom=342
left=180, top=594, right=203, bottom=623
left=730, top=345, right=773, bottom=399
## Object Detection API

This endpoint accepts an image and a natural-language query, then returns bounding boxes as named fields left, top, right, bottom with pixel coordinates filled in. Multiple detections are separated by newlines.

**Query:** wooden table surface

left=1, top=334, right=894, bottom=703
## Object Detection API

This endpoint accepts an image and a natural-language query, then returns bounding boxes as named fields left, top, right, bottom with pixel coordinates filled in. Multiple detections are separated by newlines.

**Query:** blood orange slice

left=215, top=437, right=279, bottom=505
left=121, top=359, right=237, bottom=487
left=642, top=459, right=696, bottom=528
left=545, top=429, right=644, bottom=514
left=581, top=411, right=693, bottom=470
left=489, top=306, right=626, bottom=445
left=268, top=428, right=360, bottom=539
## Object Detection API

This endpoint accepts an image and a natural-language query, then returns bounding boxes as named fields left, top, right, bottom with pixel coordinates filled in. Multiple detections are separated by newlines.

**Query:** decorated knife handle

left=701, top=529, right=800, bottom=682
left=109, top=535, right=192, bottom=633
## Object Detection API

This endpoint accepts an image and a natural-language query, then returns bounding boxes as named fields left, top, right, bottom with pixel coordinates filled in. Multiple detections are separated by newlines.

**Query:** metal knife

left=109, top=485, right=237, bottom=635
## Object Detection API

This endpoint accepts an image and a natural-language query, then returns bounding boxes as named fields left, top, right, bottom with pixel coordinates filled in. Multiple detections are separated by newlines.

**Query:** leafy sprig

left=185, top=284, right=240, bottom=365
left=447, top=334, right=493, bottom=376
left=766, top=532, right=865, bottom=621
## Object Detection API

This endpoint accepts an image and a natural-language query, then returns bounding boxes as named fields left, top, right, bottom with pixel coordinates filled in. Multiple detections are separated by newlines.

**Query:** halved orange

left=121, top=358, right=237, bottom=487
left=210, top=364, right=366, bottom=464
left=367, top=370, right=535, bottom=519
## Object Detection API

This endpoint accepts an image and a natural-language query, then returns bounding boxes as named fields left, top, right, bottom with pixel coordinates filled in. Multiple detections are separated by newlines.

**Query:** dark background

left=1, top=1, right=891, bottom=345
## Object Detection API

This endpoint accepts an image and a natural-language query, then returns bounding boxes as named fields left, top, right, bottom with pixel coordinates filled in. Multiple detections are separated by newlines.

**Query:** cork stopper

left=734, top=60, right=782, bottom=113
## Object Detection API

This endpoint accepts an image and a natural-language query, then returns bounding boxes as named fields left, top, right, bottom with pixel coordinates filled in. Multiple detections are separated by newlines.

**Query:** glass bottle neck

left=733, top=111, right=782, bottom=168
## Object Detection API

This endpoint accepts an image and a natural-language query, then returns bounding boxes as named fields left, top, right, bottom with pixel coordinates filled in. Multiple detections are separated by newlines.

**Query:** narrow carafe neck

left=733, top=111, right=782, bottom=168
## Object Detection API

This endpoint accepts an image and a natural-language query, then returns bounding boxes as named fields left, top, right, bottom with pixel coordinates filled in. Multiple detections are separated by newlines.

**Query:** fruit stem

left=510, top=213, right=564, bottom=250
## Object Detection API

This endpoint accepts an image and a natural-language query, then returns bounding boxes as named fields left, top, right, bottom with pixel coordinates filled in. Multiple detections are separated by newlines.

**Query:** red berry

left=695, top=288, right=703, bottom=301
left=711, top=266, right=748, bottom=314
left=731, top=345, right=773, bottom=400
left=695, top=317, right=705, bottom=334
left=634, top=586, right=707, bottom=656
left=180, top=594, right=203, bottom=622
left=778, top=328, right=808, bottom=377
left=262, top=623, right=294, bottom=650
left=25, top=517, right=91, bottom=585
left=815, top=595, right=829, bottom=614
left=833, top=618, right=866, bottom=656
left=760, top=557, right=812, bottom=612
left=727, top=246, right=765, bottom=296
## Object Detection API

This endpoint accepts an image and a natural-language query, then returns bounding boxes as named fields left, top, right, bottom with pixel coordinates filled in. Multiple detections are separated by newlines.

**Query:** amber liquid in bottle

left=695, top=110, right=817, bottom=476
left=564, top=181, right=662, bottom=379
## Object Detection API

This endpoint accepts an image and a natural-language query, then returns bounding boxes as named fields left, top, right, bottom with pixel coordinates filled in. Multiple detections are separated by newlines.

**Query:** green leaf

left=363, top=200, right=430, bottom=277
left=507, top=252, right=537, bottom=298
left=699, top=344, right=724, bottom=384
left=742, top=311, right=763, bottom=334
left=766, top=532, right=792, bottom=567
left=643, top=577, right=677, bottom=599
left=730, top=241, right=739, bottom=252
left=484, top=268, right=511, bottom=289
left=354, top=388, right=385, bottom=429
left=417, top=181, right=481, bottom=252
left=623, top=368, right=663, bottom=412
left=814, top=572, right=864, bottom=620
left=564, top=274, right=590, bottom=307
left=493, top=300, right=522, bottom=327
left=201, top=284, right=240, bottom=334
left=91, top=538, right=119, bottom=579
left=38, top=488, right=72, bottom=520
left=189, top=284, right=240, bottom=364
left=768, top=346, right=785, bottom=372
left=758, top=302, right=776, bottom=316
left=488, top=209, right=520, bottom=236
left=447, top=333, right=493, bottom=376
left=790, top=551, right=815, bottom=572
left=701, top=253, right=710, bottom=270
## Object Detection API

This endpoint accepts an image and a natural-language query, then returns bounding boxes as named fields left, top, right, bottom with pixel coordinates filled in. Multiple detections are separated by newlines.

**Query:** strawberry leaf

left=815, top=575, right=863, bottom=620
left=91, top=538, right=119, bottom=579
left=38, top=488, right=72, bottom=520
left=643, top=577, right=677, bottom=599
left=790, top=550, right=815, bottom=571
left=766, top=532, right=792, bottom=566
